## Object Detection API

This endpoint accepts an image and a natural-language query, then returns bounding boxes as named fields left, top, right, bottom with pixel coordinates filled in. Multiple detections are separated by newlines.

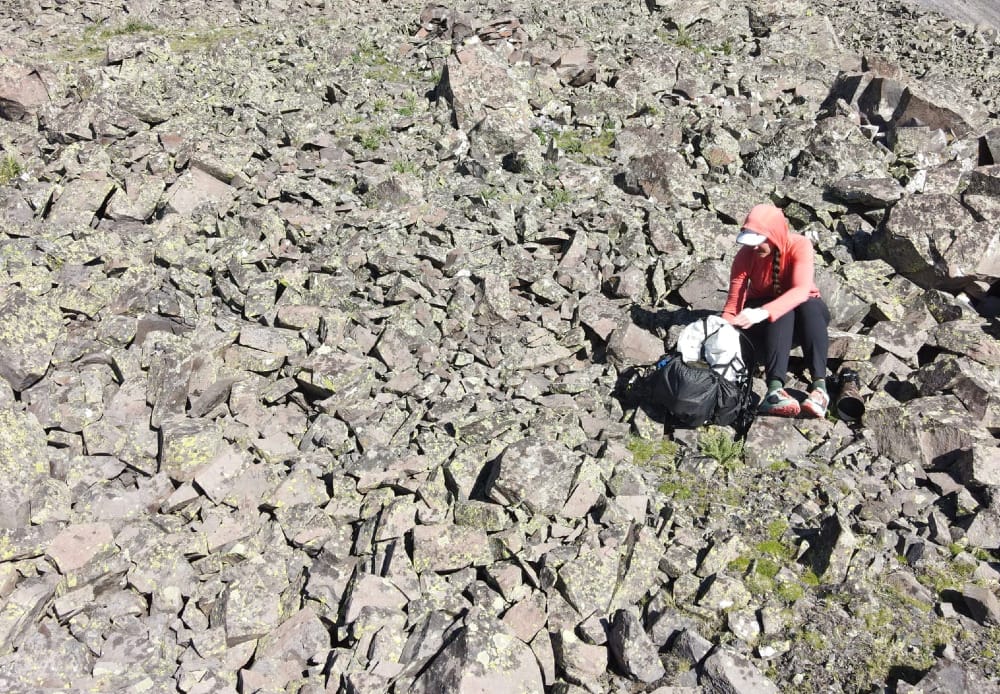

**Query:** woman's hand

left=732, top=307, right=768, bottom=328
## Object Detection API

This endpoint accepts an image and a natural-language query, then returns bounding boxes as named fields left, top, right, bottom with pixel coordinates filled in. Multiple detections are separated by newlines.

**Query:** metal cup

left=834, top=369, right=865, bottom=422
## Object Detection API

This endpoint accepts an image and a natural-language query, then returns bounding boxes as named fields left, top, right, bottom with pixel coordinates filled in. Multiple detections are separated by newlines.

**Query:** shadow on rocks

left=611, top=305, right=719, bottom=418
left=628, top=305, right=716, bottom=338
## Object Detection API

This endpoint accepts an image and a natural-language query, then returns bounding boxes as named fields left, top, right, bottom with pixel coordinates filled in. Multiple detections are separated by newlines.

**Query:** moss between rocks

left=0, top=155, right=22, bottom=185
left=626, top=435, right=678, bottom=468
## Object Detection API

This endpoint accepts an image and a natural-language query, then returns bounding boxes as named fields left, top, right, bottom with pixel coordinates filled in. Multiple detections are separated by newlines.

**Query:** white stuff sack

left=675, top=316, right=745, bottom=382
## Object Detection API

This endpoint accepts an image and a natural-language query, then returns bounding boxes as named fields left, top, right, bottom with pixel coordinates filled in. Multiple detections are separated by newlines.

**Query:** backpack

left=617, top=317, right=756, bottom=438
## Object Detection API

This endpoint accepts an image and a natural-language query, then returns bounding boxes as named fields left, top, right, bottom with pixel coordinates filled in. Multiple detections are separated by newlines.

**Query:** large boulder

left=439, top=42, right=539, bottom=171
left=0, top=63, right=51, bottom=121
left=832, top=69, right=991, bottom=139
left=870, top=194, right=1000, bottom=290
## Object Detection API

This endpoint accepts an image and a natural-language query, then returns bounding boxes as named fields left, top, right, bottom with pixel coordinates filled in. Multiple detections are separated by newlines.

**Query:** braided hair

left=771, top=246, right=782, bottom=297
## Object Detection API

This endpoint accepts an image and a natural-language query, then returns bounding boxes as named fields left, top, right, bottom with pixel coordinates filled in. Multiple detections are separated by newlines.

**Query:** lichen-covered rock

left=872, top=194, right=997, bottom=290
left=606, top=320, right=665, bottom=368
left=487, top=438, right=579, bottom=516
left=556, top=544, right=619, bottom=615
left=0, top=291, right=63, bottom=392
left=46, top=177, right=118, bottom=227
left=608, top=608, right=665, bottom=683
left=952, top=444, right=1000, bottom=488
left=158, top=416, right=226, bottom=483
left=439, top=42, right=539, bottom=170
left=218, top=559, right=289, bottom=647
left=700, top=646, right=781, bottom=694
left=552, top=629, right=607, bottom=692
left=163, top=168, right=234, bottom=216
left=828, top=176, right=905, bottom=206
left=866, top=395, right=983, bottom=468
left=0, top=407, right=48, bottom=528
left=45, top=522, right=114, bottom=574
left=0, top=578, right=57, bottom=656
left=620, top=150, right=703, bottom=207
left=411, top=610, right=543, bottom=694
left=411, top=523, right=493, bottom=573
left=806, top=514, right=857, bottom=584
left=0, top=63, right=51, bottom=121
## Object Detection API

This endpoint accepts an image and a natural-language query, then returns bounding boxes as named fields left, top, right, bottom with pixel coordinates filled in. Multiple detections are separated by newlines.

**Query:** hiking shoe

left=801, top=388, right=829, bottom=419
left=759, top=389, right=800, bottom=417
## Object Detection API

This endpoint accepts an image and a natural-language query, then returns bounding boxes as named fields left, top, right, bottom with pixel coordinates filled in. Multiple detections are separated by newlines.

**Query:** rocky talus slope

left=1, top=0, right=1000, bottom=692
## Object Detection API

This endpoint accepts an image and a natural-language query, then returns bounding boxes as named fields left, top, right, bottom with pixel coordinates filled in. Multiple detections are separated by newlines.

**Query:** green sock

left=767, top=379, right=784, bottom=394
left=810, top=379, right=827, bottom=393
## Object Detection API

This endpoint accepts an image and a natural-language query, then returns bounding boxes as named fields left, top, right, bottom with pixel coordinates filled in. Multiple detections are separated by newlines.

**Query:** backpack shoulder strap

left=699, top=319, right=724, bottom=363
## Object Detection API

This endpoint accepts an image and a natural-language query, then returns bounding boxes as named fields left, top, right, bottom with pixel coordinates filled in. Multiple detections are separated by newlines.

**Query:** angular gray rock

left=439, top=42, right=539, bottom=171
left=805, top=514, right=857, bottom=584
left=952, top=445, right=1000, bottom=488
left=0, top=407, right=48, bottom=528
left=700, top=646, right=780, bottom=694
left=0, top=63, right=51, bottom=121
left=609, top=608, right=666, bottom=683
left=487, top=437, right=579, bottom=516
left=411, top=610, right=543, bottom=694
left=872, top=193, right=1000, bottom=290
left=0, top=291, right=63, bottom=392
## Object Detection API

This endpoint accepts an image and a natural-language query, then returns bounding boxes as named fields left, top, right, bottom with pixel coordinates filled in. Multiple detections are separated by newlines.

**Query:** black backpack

left=616, top=321, right=756, bottom=438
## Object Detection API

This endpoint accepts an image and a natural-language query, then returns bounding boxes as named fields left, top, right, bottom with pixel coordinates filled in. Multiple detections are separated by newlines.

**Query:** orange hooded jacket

left=721, top=204, right=821, bottom=323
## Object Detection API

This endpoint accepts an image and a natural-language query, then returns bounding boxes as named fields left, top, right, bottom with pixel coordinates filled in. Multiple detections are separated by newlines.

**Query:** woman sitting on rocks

left=722, top=203, right=831, bottom=418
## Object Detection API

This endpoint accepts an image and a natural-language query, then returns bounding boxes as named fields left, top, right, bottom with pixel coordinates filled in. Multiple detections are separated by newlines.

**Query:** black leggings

left=743, top=297, right=830, bottom=385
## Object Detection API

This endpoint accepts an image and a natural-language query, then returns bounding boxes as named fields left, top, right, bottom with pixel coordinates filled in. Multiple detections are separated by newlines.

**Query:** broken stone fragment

left=501, top=592, right=547, bottom=643
left=605, top=322, right=664, bottom=368
left=620, top=150, right=702, bottom=208
left=46, top=177, right=117, bottom=227
left=411, top=523, right=493, bottom=573
left=0, top=290, right=64, bottom=392
left=700, top=646, right=780, bottom=694
left=903, top=658, right=995, bottom=693
left=827, top=176, right=904, bottom=206
left=0, top=578, right=58, bottom=656
left=552, top=629, right=607, bottom=692
left=929, top=321, right=1000, bottom=368
left=608, top=607, right=666, bottom=683
left=158, top=416, right=226, bottom=483
left=963, top=508, right=1000, bottom=551
left=0, top=524, right=60, bottom=562
left=557, top=544, right=619, bottom=615
left=487, top=437, right=579, bottom=516
left=255, top=607, right=330, bottom=664
left=865, top=396, right=981, bottom=469
left=872, top=194, right=994, bottom=291
left=0, top=407, right=49, bottom=528
left=163, top=168, right=235, bottom=216
left=952, top=445, right=1000, bottom=488
left=806, top=513, right=857, bottom=584
left=411, top=609, right=543, bottom=693
left=0, top=63, right=51, bottom=121
left=45, top=522, right=114, bottom=574
left=292, top=346, right=380, bottom=403
left=611, top=525, right=665, bottom=610
left=219, top=563, right=287, bottom=647
left=439, top=42, right=540, bottom=172
left=961, top=585, right=1000, bottom=626
left=696, top=573, right=752, bottom=612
